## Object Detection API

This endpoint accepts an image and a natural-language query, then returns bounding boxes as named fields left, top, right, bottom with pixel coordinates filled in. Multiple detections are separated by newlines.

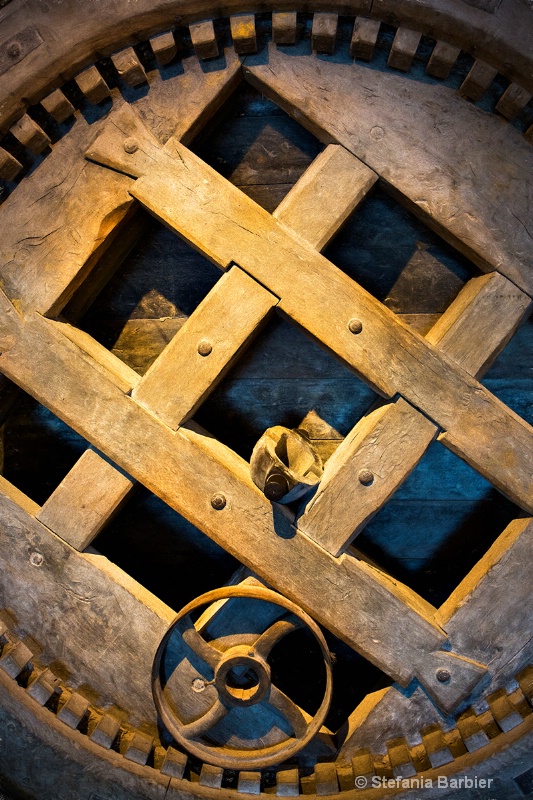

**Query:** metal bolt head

left=436, top=668, right=451, bottom=684
left=264, top=473, right=288, bottom=502
left=348, top=318, right=363, bottom=334
left=192, top=677, right=206, bottom=693
left=358, top=468, right=374, bottom=486
left=211, top=493, right=226, bottom=510
left=29, top=551, right=44, bottom=567
left=123, top=138, right=138, bottom=154
left=7, top=42, right=21, bottom=59
left=197, top=339, right=212, bottom=356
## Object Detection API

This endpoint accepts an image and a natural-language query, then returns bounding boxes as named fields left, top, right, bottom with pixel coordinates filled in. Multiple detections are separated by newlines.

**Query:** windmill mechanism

left=1, top=0, right=533, bottom=797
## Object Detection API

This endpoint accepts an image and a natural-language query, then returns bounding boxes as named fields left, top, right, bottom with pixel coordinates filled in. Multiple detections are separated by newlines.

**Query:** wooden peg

left=41, top=88, right=75, bottom=122
left=272, top=12, right=298, bottom=45
left=10, top=114, right=50, bottom=154
left=0, top=147, right=22, bottom=181
left=387, top=28, right=421, bottom=72
left=426, top=41, right=461, bottom=79
left=230, top=14, right=257, bottom=54
left=75, top=66, right=111, bottom=103
left=311, top=13, right=338, bottom=54
left=350, top=17, right=380, bottom=61
left=190, top=20, right=219, bottom=60
left=112, top=47, right=147, bottom=87
left=150, top=31, right=178, bottom=66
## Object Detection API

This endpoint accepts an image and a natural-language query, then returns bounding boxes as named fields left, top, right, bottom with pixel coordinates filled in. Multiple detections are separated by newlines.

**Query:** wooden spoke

left=245, top=46, right=533, bottom=297
left=266, top=685, right=308, bottom=738
left=253, top=618, right=303, bottom=659
left=178, top=615, right=222, bottom=671
left=85, top=108, right=533, bottom=514
left=180, top=699, right=229, bottom=739
left=36, top=449, right=135, bottom=551
left=0, top=295, right=486, bottom=711
left=132, top=266, right=278, bottom=428
left=273, top=144, right=377, bottom=251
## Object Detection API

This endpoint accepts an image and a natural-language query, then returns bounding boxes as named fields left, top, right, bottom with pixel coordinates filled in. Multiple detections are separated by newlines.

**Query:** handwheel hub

left=214, top=645, right=271, bottom=707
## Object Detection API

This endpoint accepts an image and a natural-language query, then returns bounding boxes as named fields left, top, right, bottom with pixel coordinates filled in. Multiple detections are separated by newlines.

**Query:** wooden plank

left=10, top=114, right=50, bottom=154
left=298, top=398, right=437, bottom=556
left=112, top=47, right=147, bottom=87
left=132, top=266, right=278, bottom=428
left=272, top=12, right=298, bottom=45
left=36, top=449, right=135, bottom=551
left=245, top=48, right=533, bottom=297
left=437, top=517, right=533, bottom=678
left=426, top=41, right=461, bottom=79
left=273, top=144, right=377, bottom=251
left=75, top=65, right=111, bottom=104
left=311, top=13, right=338, bottom=54
left=0, top=146, right=22, bottom=181
left=459, top=59, right=498, bottom=101
left=88, top=113, right=533, bottom=513
left=150, top=31, right=178, bottom=66
left=426, top=272, right=532, bottom=379
left=189, top=20, right=218, bottom=60
left=0, top=302, right=487, bottom=711
left=230, top=14, right=257, bottom=55
left=495, top=82, right=532, bottom=121
left=350, top=18, right=380, bottom=61
left=41, top=88, right=75, bottom=123
left=387, top=28, right=421, bottom=72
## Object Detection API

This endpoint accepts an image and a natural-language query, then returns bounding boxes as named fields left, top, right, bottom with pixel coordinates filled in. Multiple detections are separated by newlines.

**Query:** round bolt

left=197, top=339, right=212, bottom=357
left=348, top=318, right=363, bottom=334
left=211, top=493, right=226, bottom=510
left=358, top=468, right=374, bottom=486
left=436, top=668, right=451, bottom=684
left=7, top=42, right=21, bottom=59
left=123, top=138, right=138, bottom=154
left=191, top=677, right=206, bottom=693
left=264, top=473, right=289, bottom=502
left=29, top=551, right=44, bottom=567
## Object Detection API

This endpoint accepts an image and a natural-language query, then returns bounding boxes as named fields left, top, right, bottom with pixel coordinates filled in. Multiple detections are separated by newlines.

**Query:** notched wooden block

left=237, top=771, right=261, bottom=794
left=426, top=41, right=461, bottom=79
left=351, top=748, right=376, bottom=777
left=276, top=768, right=300, bottom=796
left=57, top=691, right=90, bottom=729
left=350, top=17, right=380, bottom=61
left=459, top=60, right=498, bottom=101
left=161, top=746, right=187, bottom=778
left=311, top=13, right=338, bottom=54
left=0, top=640, right=33, bottom=678
left=272, top=12, right=298, bottom=45
left=75, top=66, right=111, bottom=103
left=27, top=668, right=62, bottom=706
left=230, top=14, right=257, bottom=55
left=488, top=689, right=524, bottom=732
left=10, top=114, right=50, bottom=154
left=199, top=763, right=223, bottom=788
left=124, top=730, right=154, bottom=765
left=387, top=28, right=421, bottom=72
left=112, top=47, right=147, bottom=87
left=150, top=31, right=178, bottom=66
left=456, top=711, right=490, bottom=752
left=0, top=146, right=22, bottom=181
left=387, top=738, right=417, bottom=778
left=421, top=725, right=454, bottom=768
left=496, top=83, right=532, bottom=121
left=314, top=763, right=338, bottom=795
left=89, top=712, right=121, bottom=748
left=190, top=20, right=219, bottom=60
left=41, top=88, right=75, bottom=123
left=518, top=665, right=533, bottom=703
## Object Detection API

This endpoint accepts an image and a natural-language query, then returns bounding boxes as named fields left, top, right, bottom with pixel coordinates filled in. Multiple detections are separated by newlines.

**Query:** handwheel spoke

left=266, top=685, right=308, bottom=739
left=180, top=698, right=229, bottom=740
left=254, top=617, right=303, bottom=659
left=178, top=614, right=221, bottom=671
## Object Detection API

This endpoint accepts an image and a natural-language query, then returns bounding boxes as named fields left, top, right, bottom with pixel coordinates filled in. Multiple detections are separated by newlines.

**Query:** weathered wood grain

left=112, top=47, right=147, bottom=88
left=41, top=89, right=75, bottom=123
left=0, top=146, right=21, bottom=181
left=350, top=18, right=380, bottom=61
left=426, top=41, right=461, bottom=79
left=272, top=12, right=298, bottom=45
left=88, top=112, right=533, bottom=512
left=10, top=114, right=50, bottom=154
left=245, top=48, right=533, bottom=297
left=37, top=448, right=135, bottom=551
left=189, top=20, right=218, bottom=60
left=0, top=298, right=487, bottom=710
left=273, top=144, right=377, bottom=251
left=311, top=13, right=338, bottom=54
left=426, top=272, right=532, bottom=378
left=150, top=31, right=178, bottom=66
left=230, top=14, right=257, bottom=55
left=132, top=266, right=278, bottom=428
left=387, top=28, right=421, bottom=72
left=75, top=65, right=111, bottom=104
left=299, top=399, right=437, bottom=556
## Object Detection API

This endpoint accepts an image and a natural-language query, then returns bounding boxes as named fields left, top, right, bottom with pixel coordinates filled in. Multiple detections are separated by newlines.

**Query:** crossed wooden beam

left=1, top=100, right=531, bottom=715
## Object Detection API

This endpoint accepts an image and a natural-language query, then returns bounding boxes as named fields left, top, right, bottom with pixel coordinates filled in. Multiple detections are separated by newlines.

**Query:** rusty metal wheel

left=1, top=1, right=533, bottom=798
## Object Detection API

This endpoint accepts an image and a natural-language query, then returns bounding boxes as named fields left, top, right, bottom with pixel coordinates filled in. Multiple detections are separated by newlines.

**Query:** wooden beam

left=36, top=449, right=135, bottom=551
left=245, top=47, right=533, bottom=297
left=273, top=144, right=377, bottom=251
left=132, top=266, right=278, bottom=428
left=86, top=110, right=533, bottom=513
left=0, top=298, right=486, bottom=711
left=298, top=399, right=437, bottom=556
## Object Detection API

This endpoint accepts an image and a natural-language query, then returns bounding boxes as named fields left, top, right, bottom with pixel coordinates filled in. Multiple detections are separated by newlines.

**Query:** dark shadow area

left=192, top=82, right=323, bottom=212
left=93, top=487, right=238, bottom=612
left=482, top=314, right=533, bottom=427
left=1, top=393, right=89, bottom=506
left=195, top=312, right=378, bottom=461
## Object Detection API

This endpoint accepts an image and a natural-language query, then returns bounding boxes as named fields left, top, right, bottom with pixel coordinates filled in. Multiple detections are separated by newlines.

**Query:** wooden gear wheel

left=1, top=0, right=533, bottom=797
